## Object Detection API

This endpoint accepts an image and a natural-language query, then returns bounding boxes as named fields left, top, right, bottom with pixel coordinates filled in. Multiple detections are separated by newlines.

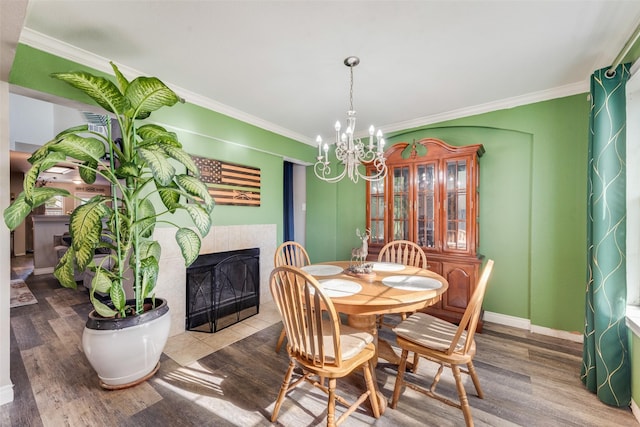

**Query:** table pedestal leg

left=347, top=314, right=387, bottom=414
left=347, top=314, right=379, bottom=358
left=347, top=314, right=406, bottom=366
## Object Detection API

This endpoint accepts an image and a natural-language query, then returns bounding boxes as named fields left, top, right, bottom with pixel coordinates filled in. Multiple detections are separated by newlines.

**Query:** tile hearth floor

left=2, top=255, right=637, bottom=426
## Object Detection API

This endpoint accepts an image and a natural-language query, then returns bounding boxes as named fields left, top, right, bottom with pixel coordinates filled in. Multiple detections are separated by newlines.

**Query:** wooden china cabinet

left=366, top=138, right=485, bottom=329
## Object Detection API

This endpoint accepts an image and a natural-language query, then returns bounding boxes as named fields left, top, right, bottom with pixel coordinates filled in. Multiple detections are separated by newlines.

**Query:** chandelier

left=314, top=56, right=387, bottom=183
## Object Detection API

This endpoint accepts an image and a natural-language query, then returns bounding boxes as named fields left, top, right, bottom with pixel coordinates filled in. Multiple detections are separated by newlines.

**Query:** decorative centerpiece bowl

left=344, top=263, right=376, bottom=280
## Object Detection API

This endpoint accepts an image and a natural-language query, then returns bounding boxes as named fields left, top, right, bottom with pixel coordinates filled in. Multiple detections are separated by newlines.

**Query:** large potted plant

left=4, top=62, right=215, bottom=388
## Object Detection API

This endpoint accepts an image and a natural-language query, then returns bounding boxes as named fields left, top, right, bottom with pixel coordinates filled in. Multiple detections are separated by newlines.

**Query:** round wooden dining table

left=301, top=260, right=449, bottom=366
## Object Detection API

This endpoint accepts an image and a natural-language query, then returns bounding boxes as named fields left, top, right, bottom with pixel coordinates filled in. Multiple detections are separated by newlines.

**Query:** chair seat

left=393, top=312, right=466, bottom=352
left=307, top=322, right=373, bottom=362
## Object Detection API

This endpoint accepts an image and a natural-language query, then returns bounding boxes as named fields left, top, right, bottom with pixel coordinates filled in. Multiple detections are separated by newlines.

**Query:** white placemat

left=372, top=262, right=405, bottom=272
left=302, top=264, right=343, bottom=276
left=381, top=275, right=443, bottom=291
left=316, top=279, right=362, bottom=297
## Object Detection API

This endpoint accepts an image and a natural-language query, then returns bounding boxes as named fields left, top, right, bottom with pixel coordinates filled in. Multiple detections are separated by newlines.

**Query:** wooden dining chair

left=377, top=240, right=427, bottom=323
left=273, top=241, right=311, bottom=352
left=389, top=259, right=494, bottom=427
left=269, top=266, right=381, bottom=427
left=274, top=240, right=311, bottom=269
left=378, top=239, right=428, bottom=269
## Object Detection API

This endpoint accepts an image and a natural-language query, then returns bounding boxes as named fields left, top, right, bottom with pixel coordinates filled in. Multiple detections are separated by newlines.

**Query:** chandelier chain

left=349, top=66, right=354, bottom=112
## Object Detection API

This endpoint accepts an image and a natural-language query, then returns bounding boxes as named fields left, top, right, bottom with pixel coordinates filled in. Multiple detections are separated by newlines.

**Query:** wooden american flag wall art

left=191, top=155, right=261, bottom=206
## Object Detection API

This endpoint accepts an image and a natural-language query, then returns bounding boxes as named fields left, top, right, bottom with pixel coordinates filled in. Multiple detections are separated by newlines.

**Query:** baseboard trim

left=0, top=383, right=14, bottom=406
left=484, top=311, right=584, bottom=343
left=33, top=267, right=54, bottom=275
left=483, top=311, right=531, bottom=330
left=631, top=399, right=640, bottom=424
left=530, top=324, right=583, bottom=343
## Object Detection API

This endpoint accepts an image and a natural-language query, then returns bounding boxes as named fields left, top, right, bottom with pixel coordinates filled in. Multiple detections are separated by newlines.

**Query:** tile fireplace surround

left=152, top=224, right=277, bottom=337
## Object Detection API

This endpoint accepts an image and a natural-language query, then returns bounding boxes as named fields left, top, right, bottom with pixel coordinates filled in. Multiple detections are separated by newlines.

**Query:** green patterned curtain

left=582, top=63, right=631, bottom=407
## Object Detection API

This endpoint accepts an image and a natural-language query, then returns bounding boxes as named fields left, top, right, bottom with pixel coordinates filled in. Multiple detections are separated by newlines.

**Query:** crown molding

left=19, top=28, right=313, bottom=145
left=379, top=80, right=589, bottom=136
left=19, top=28, right=590, bottom=147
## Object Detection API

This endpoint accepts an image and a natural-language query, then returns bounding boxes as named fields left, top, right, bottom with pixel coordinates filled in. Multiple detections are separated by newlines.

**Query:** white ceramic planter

left=82, top=298, right=171, bottom=389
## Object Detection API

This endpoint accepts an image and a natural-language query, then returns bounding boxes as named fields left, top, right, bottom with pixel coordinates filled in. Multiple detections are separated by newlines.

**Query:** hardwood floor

left=1, top=255, right=636, bottom=426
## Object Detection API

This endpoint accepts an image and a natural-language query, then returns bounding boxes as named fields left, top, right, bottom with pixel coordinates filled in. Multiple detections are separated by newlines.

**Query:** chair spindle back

left=378, top=240, right=427, bottom=268
left=270, top=266, right=343, bottom=368
left=447, top=259, right=494, bottom=355
left=274, top=241, right=310, bottom=268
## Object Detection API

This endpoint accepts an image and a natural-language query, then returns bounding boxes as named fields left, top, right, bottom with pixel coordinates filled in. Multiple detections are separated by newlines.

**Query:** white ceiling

left=10, top=0, right=640, bottom=148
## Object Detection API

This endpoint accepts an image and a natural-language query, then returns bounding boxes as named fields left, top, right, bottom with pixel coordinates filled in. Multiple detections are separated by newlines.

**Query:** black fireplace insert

left=186, top=248, right=260, bottom=333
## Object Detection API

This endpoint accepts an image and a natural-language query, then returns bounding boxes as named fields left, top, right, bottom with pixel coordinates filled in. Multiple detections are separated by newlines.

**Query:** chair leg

left=363, top=359, right=381, bottom=418
left=327, top=378, right=337, bottom=427
left=271, top=360, right=295, bottom=422
left=411, top=352, right=420, bottom=373
left=430, top=363, right=445, bottom=393
left=451, top=364, right=474, bottom=427
left=275, top=327, right=286, bottom=353
left=390, top=349, right=409, bottom=409
left=467, top=361, right=484, bottom=399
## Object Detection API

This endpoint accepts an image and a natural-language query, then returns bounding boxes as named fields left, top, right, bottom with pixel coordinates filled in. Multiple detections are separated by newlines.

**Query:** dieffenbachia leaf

left=176, top=174, right=213, bottom=209
left=136, top=198, right=157, bottom=238
left=183, top=204, right=211, bottom=236
left=126, top=76, right=182, bottom=119
left=4, top=188, right=71, bottom=230
left=138, top=147, right=175, bottom=186
left=163, top=145, right=200, bottom=177
left=52, top=71, right=129, bottom=116
left=54, top=247, right=78, bottom=289
left=50, top=134, right=106, bottom=163
left=70, top=196, right=108, bottom=270
left=176, top=227, right=201, bottom=266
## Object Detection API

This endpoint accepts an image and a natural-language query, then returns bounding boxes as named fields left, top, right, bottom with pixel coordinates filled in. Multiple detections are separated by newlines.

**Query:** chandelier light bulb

left=378, top=138, right=385, bottom=153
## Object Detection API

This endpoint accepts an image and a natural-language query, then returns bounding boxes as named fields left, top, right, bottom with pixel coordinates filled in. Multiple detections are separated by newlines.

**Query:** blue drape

left=581, top=63, right=631, bottom=407
left=283, top=161, right=294, bottom=242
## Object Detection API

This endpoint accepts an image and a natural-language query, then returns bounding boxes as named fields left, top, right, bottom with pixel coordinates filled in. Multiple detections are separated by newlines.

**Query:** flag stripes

left=222, top=163, right=261, bottom=188
left=191, top=155, right=261, bottom=206
left=208, top=187, right=261, bottom=206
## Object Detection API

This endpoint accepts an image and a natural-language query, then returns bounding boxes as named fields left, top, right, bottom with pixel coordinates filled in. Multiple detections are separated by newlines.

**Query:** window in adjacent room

left=44, top=194, right=64, bottom=215
left=75, top=192, right=97, bottom=208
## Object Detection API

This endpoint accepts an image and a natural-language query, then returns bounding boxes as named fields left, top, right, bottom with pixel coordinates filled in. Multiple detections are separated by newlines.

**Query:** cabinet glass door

left=391, top=166, right=410, bottom=240
left=369, top=178, right=385, bottom=244
left=445, top=159, right=468, bottom=251
left=416, top=163, right=436, bottom=248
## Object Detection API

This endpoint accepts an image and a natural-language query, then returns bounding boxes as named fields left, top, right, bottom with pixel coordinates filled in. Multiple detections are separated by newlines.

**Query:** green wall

left=11, top=44, right=591, bottom=333
left=9, top=45, right=317, bottom=243
left=422, top=96, right=590, bottom=333
left=307, top=95, right=590, bottom=333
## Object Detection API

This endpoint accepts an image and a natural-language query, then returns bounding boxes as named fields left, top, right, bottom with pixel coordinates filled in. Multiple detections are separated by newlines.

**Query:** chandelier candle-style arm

left=314, top=56, right=388, bottom=184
